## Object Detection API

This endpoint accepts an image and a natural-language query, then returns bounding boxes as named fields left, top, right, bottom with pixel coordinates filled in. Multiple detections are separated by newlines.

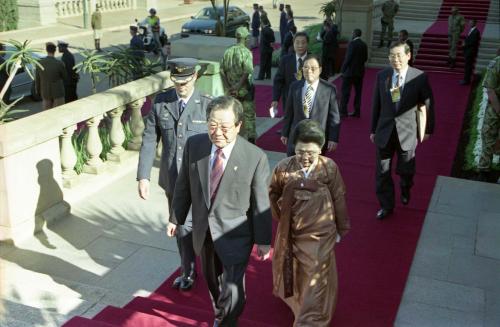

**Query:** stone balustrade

left=54, top=0, right=132, bottom=18
left=0, top=70, right=171, bottom=244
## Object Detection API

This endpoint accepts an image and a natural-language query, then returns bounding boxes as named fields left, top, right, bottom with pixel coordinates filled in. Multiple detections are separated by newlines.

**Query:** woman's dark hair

left=293, top=120, right=325, bottom=147
left=206, top=96, right=244, bottom=124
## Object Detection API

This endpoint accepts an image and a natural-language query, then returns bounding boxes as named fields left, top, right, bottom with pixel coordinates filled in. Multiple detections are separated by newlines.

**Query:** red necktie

left=210, top=148, right=224, bottom=201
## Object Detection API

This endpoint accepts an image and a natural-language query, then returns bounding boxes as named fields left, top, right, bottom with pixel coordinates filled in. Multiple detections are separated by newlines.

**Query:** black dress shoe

left=348, top=112, right=360, bottom=118
left=376, top=208, right=393, bottom=220
left=179, top=271, right=197, bottom=291
left=171, top=276, right=183, bottom=289
left=401, top=188, right=410, bottom=205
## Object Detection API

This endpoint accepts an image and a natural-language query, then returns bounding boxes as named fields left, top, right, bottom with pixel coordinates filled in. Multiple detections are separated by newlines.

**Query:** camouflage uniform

left=448, top=11, right=465, bottom=62
left=380, top=0, right=399, bottom=47
left=478, top=56, right=500, bottom=171
left=220, top=28, right=256, bottom=141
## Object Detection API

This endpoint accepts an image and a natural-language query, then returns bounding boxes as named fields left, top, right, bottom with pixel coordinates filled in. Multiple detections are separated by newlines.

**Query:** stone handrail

left=54, top=0, right=132, bottom=18
left=0, top=71, right=170, bottom=159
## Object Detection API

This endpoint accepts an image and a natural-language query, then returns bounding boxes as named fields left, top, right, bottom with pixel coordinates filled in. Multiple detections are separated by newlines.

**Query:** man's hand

left=256, top=244, right=271, bottom=261
left=280, top=136, right=288, bottom=145
left=327, top=141, right=337, bottom=152
left=166, top=222, right=177, bottom=237
left=423, top=134, right=430, bottom=142
left=370, top=133, right=375, bottom=143
left=138, top=179, right=150, bottom=200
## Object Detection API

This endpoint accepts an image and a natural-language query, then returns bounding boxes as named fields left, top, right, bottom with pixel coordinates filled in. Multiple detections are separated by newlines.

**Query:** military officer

left=220, top=26, right=257, bottom=143
left=448, top=6, right=465, bottom=68
left=477, top=49, right=500, bottom=182
left=137, top=58, right=212, bottom=291
left=379, top=0, right=399, bottom=48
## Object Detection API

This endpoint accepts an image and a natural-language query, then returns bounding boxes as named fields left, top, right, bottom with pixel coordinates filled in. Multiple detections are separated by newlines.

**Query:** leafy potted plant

left=0, top=40, right=41, bottom=123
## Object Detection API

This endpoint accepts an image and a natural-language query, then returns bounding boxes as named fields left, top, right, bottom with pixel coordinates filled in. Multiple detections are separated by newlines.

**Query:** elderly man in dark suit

left=371, top=41, right=435, bottom=219
left=137, top=58, right=212, bottom=291
left=271, top=31, right=309, bottom=116
left=340, top=28, right=368, bottom=118
left=168, top=96, right=272, bottom=327
left=281, top=54, right=341, bottom=156
left=460, top=19, right=481, bottom=85
left=36, top=42, right=67, bottom=110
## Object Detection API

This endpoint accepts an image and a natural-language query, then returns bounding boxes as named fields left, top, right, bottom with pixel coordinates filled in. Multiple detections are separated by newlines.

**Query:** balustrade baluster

left=60, top=125, right=78, bottom=187
left=107, top=106, right=127, bottom=161
left=127, top=98, right=146, bottom=151
left=83, top=115, right=106, bottom=174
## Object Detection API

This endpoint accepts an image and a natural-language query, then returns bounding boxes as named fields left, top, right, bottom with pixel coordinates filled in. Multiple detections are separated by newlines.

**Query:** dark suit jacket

left=279, top=11, right=287, bottom=39
left=137, top=88, right=211, bottom=195
left=282, top=79, right=341, bottom=146
left=371, top=66, right=435, bottom=151
left=36, top=56, right=67, bottom=99
left=463, top=27, right=481, bottom=58
left=341, top=38, right=368, bottom=77
left=321, top=25, right=339, bottom=59
left=281, top=32, right=294, bottom=57
left=251, top=11, right=260, bottom=36
left=260, top=25, right=275, bottom=54
left=61, top=50, right=77, bottom=86
left=273, top=53, right=302, bottom=104
left=171, top=134, right=272, bottom=266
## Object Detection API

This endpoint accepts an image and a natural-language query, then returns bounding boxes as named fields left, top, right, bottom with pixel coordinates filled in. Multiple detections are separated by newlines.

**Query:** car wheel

left=30, top=81, right=42, bottom=101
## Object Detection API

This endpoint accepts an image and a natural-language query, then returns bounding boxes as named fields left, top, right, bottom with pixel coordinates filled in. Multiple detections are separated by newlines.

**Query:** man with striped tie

left=281, top=54, right=341, bottom=156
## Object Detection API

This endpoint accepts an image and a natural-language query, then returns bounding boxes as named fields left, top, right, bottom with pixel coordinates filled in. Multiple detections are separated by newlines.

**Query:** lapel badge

left=195, top=99, right=200, bottom=104
left=234, top=166, right=238, bottom=171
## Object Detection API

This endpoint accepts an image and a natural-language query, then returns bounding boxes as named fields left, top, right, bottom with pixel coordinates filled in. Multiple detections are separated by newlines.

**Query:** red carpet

left=413, top=0, right=489, bottom=73
left=64, top=66, right=475, bottom=326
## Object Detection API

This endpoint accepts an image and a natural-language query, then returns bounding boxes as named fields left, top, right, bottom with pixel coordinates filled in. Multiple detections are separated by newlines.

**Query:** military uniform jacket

left=483, top=56, right=500, bottom=97
left=448, top=14, right=465, bottom=34
left=137, top=88, right=211, bottom=195
left=382, top=0, right=399, bottom=22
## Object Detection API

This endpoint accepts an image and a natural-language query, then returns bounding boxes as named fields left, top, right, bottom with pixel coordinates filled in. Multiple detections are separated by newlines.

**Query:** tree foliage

left=0, top=0, right=19, bottom=32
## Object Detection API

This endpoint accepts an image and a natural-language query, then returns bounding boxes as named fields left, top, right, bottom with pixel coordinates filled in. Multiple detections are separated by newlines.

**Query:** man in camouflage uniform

left=478, top=49, right=500, bottom=182
left=448, top=6, right=465, bottom=68
left=220, top=26, right=256, bottom=143
left=379, top=0, right=399, bottom=48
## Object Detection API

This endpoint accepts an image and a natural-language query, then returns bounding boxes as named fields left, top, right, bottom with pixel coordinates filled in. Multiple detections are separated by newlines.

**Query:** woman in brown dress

left=269, top=120, right=350, bottom=326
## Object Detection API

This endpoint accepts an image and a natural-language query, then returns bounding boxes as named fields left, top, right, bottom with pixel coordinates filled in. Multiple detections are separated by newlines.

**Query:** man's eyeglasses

left=302, top=66, right=320, bottom=72
left=388, top=53, right=406, bottom=60
left=208, top=120, right=236, bottom=134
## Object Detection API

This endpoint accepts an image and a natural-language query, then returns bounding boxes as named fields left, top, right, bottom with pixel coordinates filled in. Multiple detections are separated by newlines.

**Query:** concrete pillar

left=340, top=0, right=374, bottom=59
left=17, top=0, right=57, bottom=28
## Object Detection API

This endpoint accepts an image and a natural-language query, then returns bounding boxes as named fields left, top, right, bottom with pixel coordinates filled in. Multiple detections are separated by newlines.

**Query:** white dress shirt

left=296, top=53, right=307, bottom=71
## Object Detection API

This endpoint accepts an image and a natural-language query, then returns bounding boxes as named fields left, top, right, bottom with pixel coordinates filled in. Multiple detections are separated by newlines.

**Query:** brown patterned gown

left=269, top=155, right=350, bottom=327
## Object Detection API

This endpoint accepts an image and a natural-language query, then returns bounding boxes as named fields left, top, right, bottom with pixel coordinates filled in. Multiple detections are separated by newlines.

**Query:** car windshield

left=194, top=7, right=224, bottom=20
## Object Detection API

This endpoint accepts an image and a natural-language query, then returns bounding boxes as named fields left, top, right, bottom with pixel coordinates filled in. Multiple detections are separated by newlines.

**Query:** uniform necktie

left=210, top=148, right=224, bottom=201
left=303, top=84, right=314, bottom=118
left=178, top=100, right=186, bottom=116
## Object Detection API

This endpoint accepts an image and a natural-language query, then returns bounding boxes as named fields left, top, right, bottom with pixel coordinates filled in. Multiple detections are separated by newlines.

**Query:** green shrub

left=0, top=0, right=18, bottom=31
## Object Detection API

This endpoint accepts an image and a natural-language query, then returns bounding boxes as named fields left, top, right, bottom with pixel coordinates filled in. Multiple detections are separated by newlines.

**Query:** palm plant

left=0, top=39, right=41, bottom=123
left=210, top=0, right=230, bottom=36
left=74, top=49, right=109, bottom=94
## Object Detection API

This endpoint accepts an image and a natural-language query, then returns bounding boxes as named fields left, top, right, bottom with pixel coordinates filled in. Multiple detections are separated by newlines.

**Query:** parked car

left=2, top=45, right=43, bottom=102
left=181, top=5, right=250, bottom=37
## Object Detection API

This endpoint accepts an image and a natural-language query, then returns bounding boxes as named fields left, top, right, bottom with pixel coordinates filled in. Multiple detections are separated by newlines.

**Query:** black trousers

left=167, top=193, right=196, bottom=276
left=463, top=54, right=476, bottom=83
left=258, top=50, right=273, bottom=79
left=64, top=84, right=78, bottom=103
left=340, top=75, right=364, bottom=115
left=321, top=55, right=335, bottom=80
left=201, top=233, right=248, bottom=327
left=375, top=129, right=415, bottom=210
